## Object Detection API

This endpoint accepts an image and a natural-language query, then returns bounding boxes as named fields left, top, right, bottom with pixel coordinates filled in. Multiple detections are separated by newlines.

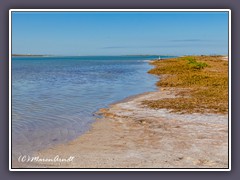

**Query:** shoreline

left=12, top=56, right=228, bottom=168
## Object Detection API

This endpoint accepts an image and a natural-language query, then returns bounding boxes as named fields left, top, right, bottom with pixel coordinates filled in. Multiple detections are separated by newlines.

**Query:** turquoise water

left=12, top=55, right=174, bottom=157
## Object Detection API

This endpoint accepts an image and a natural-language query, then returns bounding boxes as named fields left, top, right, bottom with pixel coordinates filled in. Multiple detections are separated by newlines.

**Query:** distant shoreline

left=12, top=54, right=48, bottom=57
left=11, top=54, right=227, bottom=58
left=11, top=54, right=169, bottom=57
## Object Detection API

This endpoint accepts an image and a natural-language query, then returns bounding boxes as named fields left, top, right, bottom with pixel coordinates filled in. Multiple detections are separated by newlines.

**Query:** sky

left=12, top=11, right=229, bottom=56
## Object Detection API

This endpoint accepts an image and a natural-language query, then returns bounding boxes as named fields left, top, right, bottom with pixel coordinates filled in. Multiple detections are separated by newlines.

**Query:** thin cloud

left=102, top=46, right=128, bottom=49
left=170, top=39, right=203, bottom=42
left=102, top=45, right=189, bottom=49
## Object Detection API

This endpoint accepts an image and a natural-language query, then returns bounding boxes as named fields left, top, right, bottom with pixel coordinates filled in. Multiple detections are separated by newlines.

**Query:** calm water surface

left=12, top=55, right=174, bottom=157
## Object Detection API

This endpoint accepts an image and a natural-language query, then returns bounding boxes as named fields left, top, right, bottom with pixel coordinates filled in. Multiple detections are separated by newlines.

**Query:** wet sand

left=13, top=87, right=228, bottom=168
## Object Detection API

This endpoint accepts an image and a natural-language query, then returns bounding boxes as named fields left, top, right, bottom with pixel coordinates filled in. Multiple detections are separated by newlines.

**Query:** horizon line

left=11, top=53, right=227, bottom=57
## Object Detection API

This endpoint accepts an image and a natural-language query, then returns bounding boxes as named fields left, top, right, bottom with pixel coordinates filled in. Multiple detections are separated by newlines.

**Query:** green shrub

left=187, top=57, right=208, bottom=70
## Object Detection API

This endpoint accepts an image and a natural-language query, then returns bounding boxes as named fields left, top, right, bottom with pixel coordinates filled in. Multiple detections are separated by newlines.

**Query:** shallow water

left=12, top=55, right=174, bottom=157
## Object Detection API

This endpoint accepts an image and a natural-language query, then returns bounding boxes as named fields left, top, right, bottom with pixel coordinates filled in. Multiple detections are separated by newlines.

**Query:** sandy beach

left=12, top=56, right=229, bottom=169
left=13, top=90, right=228, bottom=168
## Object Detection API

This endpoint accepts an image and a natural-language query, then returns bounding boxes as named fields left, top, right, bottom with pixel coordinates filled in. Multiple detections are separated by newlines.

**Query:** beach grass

left=143, top=55, right=228, bottom=114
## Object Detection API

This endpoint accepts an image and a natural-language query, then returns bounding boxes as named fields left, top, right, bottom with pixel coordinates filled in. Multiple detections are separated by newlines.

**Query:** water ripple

left=11, top=56, right=167, bottom=157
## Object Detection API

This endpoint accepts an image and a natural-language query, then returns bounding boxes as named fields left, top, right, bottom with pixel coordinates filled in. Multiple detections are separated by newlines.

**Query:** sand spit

left=222, top=56, right=228, bottom=61
left=13, top=87, right=228, bottom=169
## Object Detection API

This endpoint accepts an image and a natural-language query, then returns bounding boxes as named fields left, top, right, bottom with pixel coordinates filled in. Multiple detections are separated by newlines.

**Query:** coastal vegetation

left=143, top=56, right=228, bottom=114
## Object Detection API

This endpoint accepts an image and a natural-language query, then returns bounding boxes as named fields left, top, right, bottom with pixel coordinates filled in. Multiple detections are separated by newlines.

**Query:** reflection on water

left=12, top=55, right=173, bottom=157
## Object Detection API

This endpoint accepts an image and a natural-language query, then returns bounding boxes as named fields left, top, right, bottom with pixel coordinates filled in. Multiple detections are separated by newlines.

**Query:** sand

left=222, top=56, right=228, bottom=61
left=12, top=87, right=228, bottom=169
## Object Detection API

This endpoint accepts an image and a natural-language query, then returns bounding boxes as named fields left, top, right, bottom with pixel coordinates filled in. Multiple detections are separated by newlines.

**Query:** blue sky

left=12, top=11, right=229, bottom=56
